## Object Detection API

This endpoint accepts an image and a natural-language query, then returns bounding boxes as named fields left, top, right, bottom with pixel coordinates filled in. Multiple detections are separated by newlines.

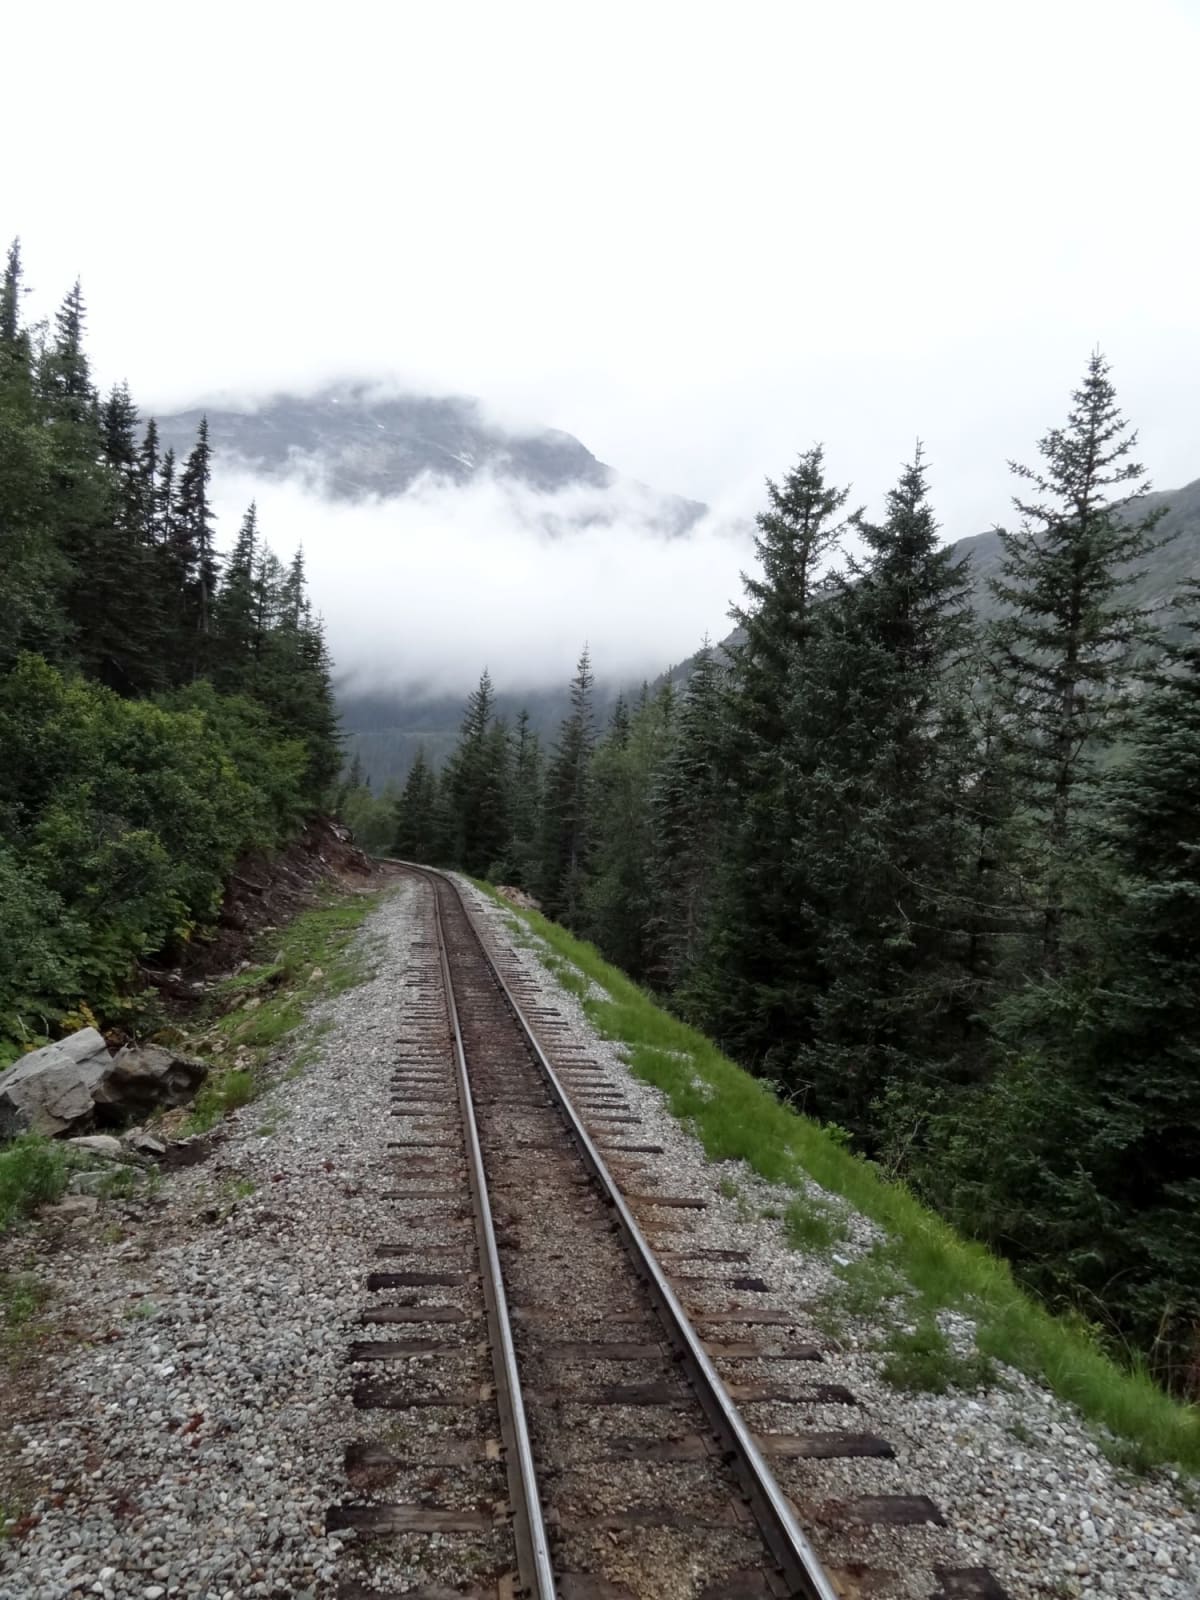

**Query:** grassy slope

left=473, top=882, right=1200, bottom=1478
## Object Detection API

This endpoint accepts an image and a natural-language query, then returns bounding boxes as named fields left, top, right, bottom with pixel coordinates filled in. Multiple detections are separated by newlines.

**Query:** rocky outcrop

left=0, top=1030, right=112, bottom=1138
left=92, top=1044, right=207, bottom=1117
left=0, top=1034, right=208, bottom=1138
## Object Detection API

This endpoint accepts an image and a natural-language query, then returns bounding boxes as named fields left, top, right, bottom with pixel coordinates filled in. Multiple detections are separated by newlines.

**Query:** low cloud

left=210, top=466, right=755, bottom=696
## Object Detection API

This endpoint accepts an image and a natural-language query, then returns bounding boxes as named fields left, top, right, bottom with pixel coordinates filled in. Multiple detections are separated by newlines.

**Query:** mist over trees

left=0, top=240, right=340, bottom=1052
left=383, top=354, right=1200, bottom=1395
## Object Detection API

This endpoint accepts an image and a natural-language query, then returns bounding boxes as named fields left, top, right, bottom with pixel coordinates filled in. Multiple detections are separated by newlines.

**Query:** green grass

left=0, top=1137, right=69, bottom=1234
left=880, top=1317, right=997, bottom=1395
left=0, top=1271, right=51, bottom=1358
left=784, top=1194, right=849, bottom=1251
left=474, top=883, right=1200, bottom=1476
left=184, top=889, right=380, bottom=1131
left=186, top=1068, right=258, bottom=1133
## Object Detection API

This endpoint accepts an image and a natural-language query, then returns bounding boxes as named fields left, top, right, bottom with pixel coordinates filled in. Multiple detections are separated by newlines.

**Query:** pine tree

left=789, top=448, right=980, bottom=1135
left=539, top=647, right=596, bottom=923
left=0, top=243, right=70, bottom=664
left=941, top=584, right=1200, bottom=1390
left=648, top=641, right=726, bottom=991
left=728, top=445, right=853, bottom=747
left=153, top=446, right=177, bottom=547
left=443, top=669, right=511, bottom=875
left=686, top=447, right=852, bottom=1067
left=584, top=683, right=674, bottom=975
left=504, top=709, right=543, bottom=888
left=214, top=503, right=260, bottom=690
left=393, top=749, right=442, bottom=862
left=173, top=417, right=220, bottom=677
left=1, top=239, right=27, bottom=350
left=988, top=352, right=1163, bottom=972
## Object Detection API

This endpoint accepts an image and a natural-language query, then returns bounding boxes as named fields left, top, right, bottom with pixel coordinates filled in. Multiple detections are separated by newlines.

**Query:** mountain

left=156, top=384, right=707, bottom=533
left=945, top=475, right=1200, bottom=626
left=656, top=475, right=1200, bottom=690
left=157, top=387, right=1199, bottom=791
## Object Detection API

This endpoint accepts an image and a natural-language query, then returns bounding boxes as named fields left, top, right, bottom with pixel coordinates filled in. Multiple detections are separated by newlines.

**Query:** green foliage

left=0, top=243, right=342, bottom=1050
left=339, top=777, right=400, bottom=855
left=0, top=1137, right=69, bottom=1232
left=783, top=1194, right=849, bottom=1251
left=0, top=656, right=322, bottom=1044
left=880, top=1318, right=997, bottom=1395
left=187, top=1068, right=258, bottom=1132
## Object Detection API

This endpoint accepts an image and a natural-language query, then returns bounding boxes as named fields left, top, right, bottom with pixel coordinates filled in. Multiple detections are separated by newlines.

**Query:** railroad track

left=327, top=867, right=1010, bottom=1600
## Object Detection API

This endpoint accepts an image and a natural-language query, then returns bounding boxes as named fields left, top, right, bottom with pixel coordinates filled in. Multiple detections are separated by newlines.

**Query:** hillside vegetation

left=379, top=355, right=1200, bottom=1400
left=0, top=240, right=340, bottom=1058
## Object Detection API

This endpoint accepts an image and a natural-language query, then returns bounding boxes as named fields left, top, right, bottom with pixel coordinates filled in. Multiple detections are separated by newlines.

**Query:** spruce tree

left=0, top=243, right=70, bottom=664
left=444, top=669, right=511, bottom=875
left=943, top=585, right=1200, bottom=1387
left=648, top=642, right=726, bottom=992
left=1, top=239, right=30, bottom=353
left=539, top=647, right=596, bottom=923
left=687, top=447, right=852, bottom=1067
left=393, top=748, right=441, bottom=862
left=584, top=682, right=675, bottom=976
left=504, top=709, right=543, bottom=888
left=790, top=448, right=979, bottom=1135
left=988, top=352, right=1162, bottom=972
left=214, top=503, right=260, bottom=690
left=174, top=417, right=220, bottom=677
left=729, top=445, right=853, bottom=746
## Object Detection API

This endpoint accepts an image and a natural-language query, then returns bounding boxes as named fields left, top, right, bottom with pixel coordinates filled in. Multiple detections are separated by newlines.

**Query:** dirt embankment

left=140, top=818, right=376, bottom=1009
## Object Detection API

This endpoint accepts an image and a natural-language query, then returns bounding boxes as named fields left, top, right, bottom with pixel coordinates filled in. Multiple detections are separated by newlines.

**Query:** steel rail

left=424, top=866, right=842, bottom=1600
left=425, top=867, right=558, bottom=1599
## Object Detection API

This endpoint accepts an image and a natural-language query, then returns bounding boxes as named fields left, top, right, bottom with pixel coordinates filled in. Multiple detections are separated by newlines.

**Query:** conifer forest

left=365, top=359, right=1200, bottom=1398
left=0, top=242, right=340, bottom=1050
left=2, top=236, right=1198, bottom=1405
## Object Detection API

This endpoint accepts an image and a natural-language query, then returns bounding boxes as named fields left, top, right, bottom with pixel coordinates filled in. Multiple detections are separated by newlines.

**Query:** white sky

left=7, top=0, right=1200, bottom=687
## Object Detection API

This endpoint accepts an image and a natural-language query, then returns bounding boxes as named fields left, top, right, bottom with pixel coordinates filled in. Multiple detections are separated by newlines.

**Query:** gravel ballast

left=1, top=875, right=1197, bottom=1600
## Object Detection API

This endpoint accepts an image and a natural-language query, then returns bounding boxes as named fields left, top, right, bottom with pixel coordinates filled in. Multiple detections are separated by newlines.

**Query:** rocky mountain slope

left=156, top=384, right=706, bottom=533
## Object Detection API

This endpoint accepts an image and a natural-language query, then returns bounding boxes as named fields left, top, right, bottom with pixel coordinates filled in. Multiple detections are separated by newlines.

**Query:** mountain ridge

left=156, top=383, right=708, bottom=534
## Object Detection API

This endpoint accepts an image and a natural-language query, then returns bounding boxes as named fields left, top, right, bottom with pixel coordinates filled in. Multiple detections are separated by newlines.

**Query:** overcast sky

left=7, top=0, right=1199, bottom=687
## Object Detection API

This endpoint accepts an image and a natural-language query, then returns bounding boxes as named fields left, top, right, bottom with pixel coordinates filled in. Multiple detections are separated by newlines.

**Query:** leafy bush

left=0, top=656, right=320, bottom=1049
left=0, top=1137, right=68, bottom=1232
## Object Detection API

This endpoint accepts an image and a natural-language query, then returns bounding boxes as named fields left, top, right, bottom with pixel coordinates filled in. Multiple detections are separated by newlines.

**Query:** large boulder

left=91, top=1044, right=207, bottom=1117
left=0, top=1029, right=112, bottom=1138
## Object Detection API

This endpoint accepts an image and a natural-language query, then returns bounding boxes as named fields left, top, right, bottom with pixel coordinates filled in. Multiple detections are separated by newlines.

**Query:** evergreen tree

left=584, top=682, right=674, bottom=975
left=173, top=417, right=220, bottom=677
left=988, top=352, right=1163, bottom=972
left=728, top=445, right=853, bottom=747
left=687, top=447, right=852, bottom=1067
left=939, top=584, right=1200, bottom=1391
left=393, top=748, right=442, bottom=862
left=214, top=503, right=260, bottom=689
left=1, top=239, right=29, bottom=352
left=539, top=647, right=596, bottom=923
left=503, top=708, right=543, bottom=888
left=443, top=669, right=511, bottom=875
left=153, top=446, right=177, bottom=548
left=0, top=241, right=72, bottom=666
left=789, top=449, right=979, bottom=1134
left=647, top=642, right=726, bottom=991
